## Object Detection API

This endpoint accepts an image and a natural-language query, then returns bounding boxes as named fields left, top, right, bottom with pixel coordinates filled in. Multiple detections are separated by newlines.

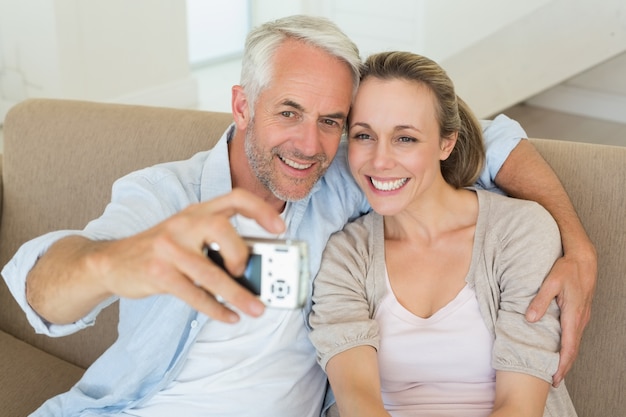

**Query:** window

left=186, top=0, right=250, bottom=67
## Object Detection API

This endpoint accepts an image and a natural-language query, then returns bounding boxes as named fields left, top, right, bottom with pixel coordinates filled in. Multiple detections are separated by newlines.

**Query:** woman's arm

left=326, top=346, right=391, bottom=417
left=490, top=371, right=550, bottom=417
left=495, top=139, right=596, bottom=386
left=486, top=195, right=564, bottom=415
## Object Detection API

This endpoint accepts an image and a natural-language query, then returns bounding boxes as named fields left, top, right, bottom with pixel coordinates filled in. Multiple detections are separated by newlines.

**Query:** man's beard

left=244, top=120, right=329, bottom=202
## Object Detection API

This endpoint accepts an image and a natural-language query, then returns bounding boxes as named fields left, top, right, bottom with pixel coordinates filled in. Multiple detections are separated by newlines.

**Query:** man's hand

left=526, top=247, right=597, bottom=387
left=27, top=189, right=285, bottom=325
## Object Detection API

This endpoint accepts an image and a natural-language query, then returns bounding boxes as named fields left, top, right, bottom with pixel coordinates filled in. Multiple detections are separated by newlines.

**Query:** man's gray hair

left=240, top=14, right=361, bottom=115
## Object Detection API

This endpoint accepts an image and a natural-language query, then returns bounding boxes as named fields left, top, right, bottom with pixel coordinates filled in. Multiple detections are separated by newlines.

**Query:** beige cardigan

left=309, top=190, right=577, bottom=416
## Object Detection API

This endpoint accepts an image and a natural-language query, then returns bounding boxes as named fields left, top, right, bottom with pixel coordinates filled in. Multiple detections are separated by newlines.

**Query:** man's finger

left=526, top=277, right=560, bottom=322
left=170, top=243, right=265, bottom=319
left=553, top=314, right=579, bottom=387
left=170, top=277, right=242, bottom=323
left=207, top=188, right=286, bottom=235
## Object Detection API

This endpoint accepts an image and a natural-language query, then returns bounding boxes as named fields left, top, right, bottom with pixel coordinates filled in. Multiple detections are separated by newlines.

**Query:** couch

left=0, top=99, right=624, bottom=416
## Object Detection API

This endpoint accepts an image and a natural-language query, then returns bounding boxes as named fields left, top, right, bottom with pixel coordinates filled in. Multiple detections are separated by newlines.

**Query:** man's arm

left=495, top=139, right=597, bottom=386
left=25, top=189, right=284, bottom=325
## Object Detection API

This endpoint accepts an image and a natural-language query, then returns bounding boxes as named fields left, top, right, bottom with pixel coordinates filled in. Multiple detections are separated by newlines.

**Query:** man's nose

left=295, top=121, right=324, bottom=156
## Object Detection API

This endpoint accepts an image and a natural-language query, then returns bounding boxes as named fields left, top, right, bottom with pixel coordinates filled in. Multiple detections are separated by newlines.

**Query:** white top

left=375, top=275, right=495, bottom=416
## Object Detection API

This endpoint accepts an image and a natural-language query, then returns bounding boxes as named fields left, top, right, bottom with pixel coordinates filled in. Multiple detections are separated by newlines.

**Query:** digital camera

left=204, top=237, right=309, bottom=309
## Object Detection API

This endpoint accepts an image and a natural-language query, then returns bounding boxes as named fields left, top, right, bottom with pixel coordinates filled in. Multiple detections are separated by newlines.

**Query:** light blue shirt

left=2, top=115, right=525, bottom=416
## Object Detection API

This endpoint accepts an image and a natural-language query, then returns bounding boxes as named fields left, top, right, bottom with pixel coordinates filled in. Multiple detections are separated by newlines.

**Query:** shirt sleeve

left=489, top=198, right=563, bottom=383
left=1, top=230, right=116, bottom=337
left=476, top=114, right=528, bottom=192
left=1, top=167, right=192, bottom=337
left=308, top=216, right=380, bottom=371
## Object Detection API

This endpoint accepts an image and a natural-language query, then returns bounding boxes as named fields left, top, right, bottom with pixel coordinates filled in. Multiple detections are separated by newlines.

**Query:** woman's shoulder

left=477, top=189, right=555, bottom=224
left=335, top=210, right=379, bottom=232
left=326, top=211, right=381, bottom=254
left=475, top=190, right=560, bottom=248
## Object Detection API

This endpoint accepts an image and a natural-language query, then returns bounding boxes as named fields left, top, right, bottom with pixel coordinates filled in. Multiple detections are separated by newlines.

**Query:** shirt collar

left=200, top=124, right=236, bottom=201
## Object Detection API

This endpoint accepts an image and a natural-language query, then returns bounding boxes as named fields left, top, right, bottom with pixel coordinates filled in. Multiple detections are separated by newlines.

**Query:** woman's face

left=348, top=77, right=455, bottom=215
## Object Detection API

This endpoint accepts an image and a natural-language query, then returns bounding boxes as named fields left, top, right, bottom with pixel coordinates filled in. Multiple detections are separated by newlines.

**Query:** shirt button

left=190, top=320, right=198, bottom=329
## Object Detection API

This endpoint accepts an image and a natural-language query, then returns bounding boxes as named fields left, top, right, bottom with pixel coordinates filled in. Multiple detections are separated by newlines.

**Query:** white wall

left=0, top=1, right=59, bottom=119
left=441, top=0, right=626, bottom=118
left=567, top=53, right=626, bottom=96
left=317, top=0, right=551, bottom=60
left=187, top=0, right=249, bottom=66
left=0, top=0, right=196, bottom=121
left=1, top=0, right=625, bottom=125
left=249, top=0, right=626, bottom=119
left=526, top=52, right=626, bottom=124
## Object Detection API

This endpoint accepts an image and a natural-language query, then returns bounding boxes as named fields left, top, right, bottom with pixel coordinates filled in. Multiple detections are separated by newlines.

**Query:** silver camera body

left=204, top=237, right=309, bottom=309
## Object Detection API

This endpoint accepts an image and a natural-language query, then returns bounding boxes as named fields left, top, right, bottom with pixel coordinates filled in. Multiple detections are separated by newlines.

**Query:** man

left=3, top=14, right=595, bottom=416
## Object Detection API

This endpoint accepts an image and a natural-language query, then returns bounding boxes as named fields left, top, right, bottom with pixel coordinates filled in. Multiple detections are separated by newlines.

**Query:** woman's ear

left=440, top=131, right=458, bottom=161
left=231, top=85, right=250, bottom=129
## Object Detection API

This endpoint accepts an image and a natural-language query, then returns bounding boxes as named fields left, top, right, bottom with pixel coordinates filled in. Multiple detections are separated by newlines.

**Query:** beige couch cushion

left=0, top=330, right=84, bottom=416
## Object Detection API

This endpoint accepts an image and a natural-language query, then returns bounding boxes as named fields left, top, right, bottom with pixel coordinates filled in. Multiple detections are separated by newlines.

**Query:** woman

left=309, top=51, right=577, bottom=417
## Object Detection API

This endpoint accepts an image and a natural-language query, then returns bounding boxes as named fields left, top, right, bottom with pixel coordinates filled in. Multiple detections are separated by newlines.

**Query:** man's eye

left=320, top=119, right=344, bottom=131
left=281, top=111, right=295, bottom=118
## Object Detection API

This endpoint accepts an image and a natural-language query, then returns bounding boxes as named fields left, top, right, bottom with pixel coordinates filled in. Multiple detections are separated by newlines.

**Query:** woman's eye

left=352, top=133, right=371, bottom=140
left=398, top=136, right=416, bottom=143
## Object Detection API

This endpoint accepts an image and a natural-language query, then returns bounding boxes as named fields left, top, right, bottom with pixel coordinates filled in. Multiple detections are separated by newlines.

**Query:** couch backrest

left=528, top=138, right=626, bottom=417
left=0, top=99, right=232, bottom=368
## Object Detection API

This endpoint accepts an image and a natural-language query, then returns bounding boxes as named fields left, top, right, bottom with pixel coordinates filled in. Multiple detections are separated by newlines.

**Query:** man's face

left=244, top=39, right=353, bottom=202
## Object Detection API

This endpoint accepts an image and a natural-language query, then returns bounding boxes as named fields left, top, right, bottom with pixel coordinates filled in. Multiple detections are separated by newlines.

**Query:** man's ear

left=232, top=85, right=250, bottom=129
left=440, top=131, right=458, bottom=161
